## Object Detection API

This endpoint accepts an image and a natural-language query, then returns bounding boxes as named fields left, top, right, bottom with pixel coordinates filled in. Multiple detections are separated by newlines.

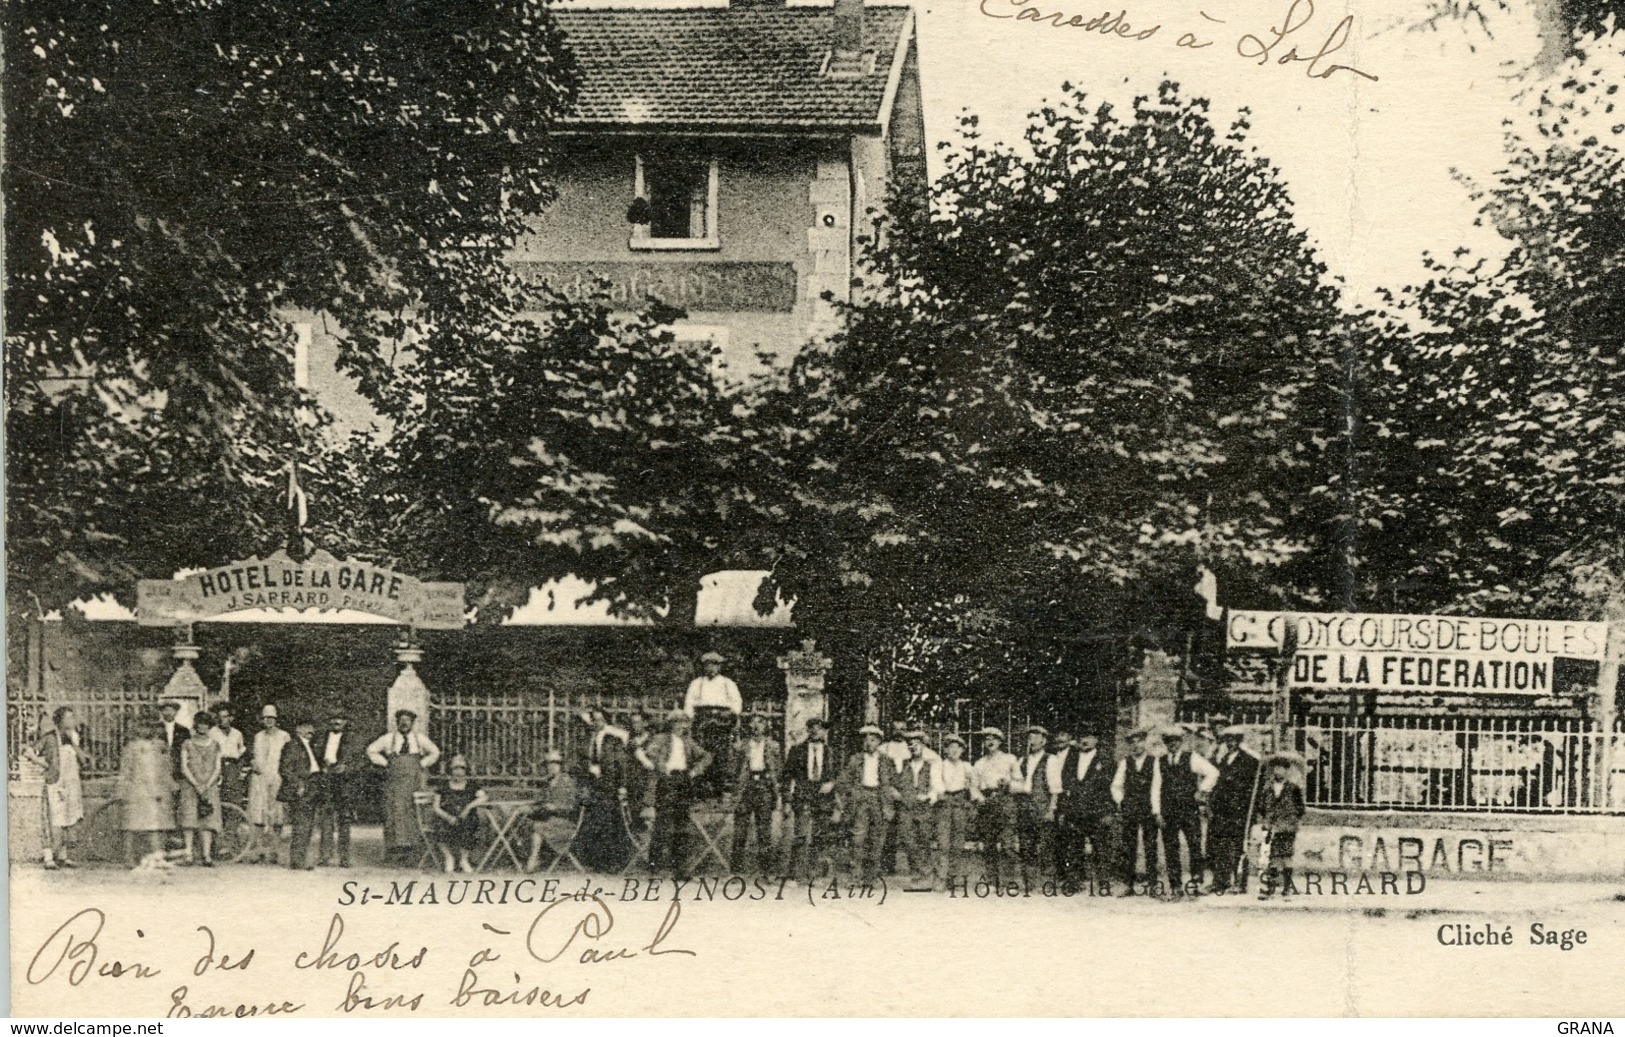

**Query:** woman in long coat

left=366, top=710, right=441, bottom=864
left=117, top=718, right=175, bottom=866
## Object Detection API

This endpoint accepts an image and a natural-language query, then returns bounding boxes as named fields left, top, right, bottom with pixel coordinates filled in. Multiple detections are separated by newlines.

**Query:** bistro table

left=475, top=797, right=535, bottom=872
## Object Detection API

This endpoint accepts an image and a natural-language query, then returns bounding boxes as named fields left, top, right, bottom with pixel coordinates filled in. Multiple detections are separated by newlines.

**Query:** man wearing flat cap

left=1052, top=722, right=1114, bottom=885
left=278, top=715, right=324, bottom=870
left=933, top=733, right=980, bottom=887
left=835, top=724, right=895, bottom=882
left=1111, top=725, right=1162, bottom=891
left=1208, top=725, right=1260, bottom=894
left=367, top=708, right=442, bottom=865
left=893, top=729, right=939, bottom=881
left=685, top=651, right=741, bottom=799
left=636, top=710, right=712, bottom=879
left=971, top=727, right=1020, bottom=885
left=1159, top=725, right=1219, bottom=896
left=316, top=709, right=367, bottom=867
left=1009, top=725, right=1052, bottom=885
left=783, top=717, right=839, bottom=881
left=730, top=710, right=782, bottom=873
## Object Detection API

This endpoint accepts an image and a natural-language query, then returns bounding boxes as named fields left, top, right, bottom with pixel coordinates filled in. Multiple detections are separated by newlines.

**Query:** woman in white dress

left=246, top=703, right=290, bottom=863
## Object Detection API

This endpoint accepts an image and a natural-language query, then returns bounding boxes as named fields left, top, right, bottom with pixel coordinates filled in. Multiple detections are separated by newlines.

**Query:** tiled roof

left=552, top=5, right=913, bottom=131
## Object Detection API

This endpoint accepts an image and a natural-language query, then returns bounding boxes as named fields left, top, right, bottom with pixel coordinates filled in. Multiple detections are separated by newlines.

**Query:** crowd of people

left=22, top=651, right=1307, bottom=898
left=584, top=708, right=1307, bottom=900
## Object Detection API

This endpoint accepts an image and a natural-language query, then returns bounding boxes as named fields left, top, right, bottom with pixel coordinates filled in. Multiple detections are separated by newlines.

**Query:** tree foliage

left=4, top=0, right=578, bottom=613
left=754, top=83, right=1356, bottom=711
left=340, top=290, right=797, bottom=623
left=1353, top=38, right=1625, bottom=615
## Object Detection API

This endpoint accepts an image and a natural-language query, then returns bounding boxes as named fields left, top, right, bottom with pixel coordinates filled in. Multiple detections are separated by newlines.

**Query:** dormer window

left=630, top=152, right=720, bottom=251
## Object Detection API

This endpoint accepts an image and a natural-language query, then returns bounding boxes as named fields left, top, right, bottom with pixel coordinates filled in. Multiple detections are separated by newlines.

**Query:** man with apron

left=367, top=709, right=442, bottom=864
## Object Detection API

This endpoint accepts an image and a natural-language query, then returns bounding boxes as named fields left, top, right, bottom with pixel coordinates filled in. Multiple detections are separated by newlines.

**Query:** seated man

left=525, top=750, right=580, bottom=873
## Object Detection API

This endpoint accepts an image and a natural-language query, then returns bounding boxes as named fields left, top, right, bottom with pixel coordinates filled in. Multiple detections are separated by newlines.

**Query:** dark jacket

left=277, top=736, right=323, bottom=805
left=580, top=727, right=630, bottom=791
left=733, top=736, right=783, bottom=790
left=1210, top=746, right=1262, bottom=829
left=1255, top=779, right=1305, bottom=835
left=163, top=722, right=192, bottom=779
left=1054, top=746, right=1115, bottom=816
left=893, top=755, right=937, bottom=809
left=316, top=728, right=370, bottom=809
left=783, top=739, right=839, bottom=801
left=836, top=750, right=896, bottom=806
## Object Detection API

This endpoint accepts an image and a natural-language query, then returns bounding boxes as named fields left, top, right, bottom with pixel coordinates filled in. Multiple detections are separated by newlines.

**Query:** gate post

left=386, top=639, right=431, bottom=738
left=161, top=631, right=209, bottom=728
left=777, top=639, right=832, bottom=747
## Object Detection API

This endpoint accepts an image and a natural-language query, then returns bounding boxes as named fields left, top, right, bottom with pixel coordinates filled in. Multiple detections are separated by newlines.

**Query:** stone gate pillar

left=1129, top=648, right=1182, bottom=743
left=777, top=639, right=832, bottom=746
left=162, top=637, right=209, bottom=729
left=386, top=641, right=431, bottom=736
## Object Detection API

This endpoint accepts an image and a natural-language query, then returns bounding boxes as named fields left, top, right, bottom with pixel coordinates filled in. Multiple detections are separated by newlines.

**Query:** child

left=1255, top=752, right=1306, bottom=900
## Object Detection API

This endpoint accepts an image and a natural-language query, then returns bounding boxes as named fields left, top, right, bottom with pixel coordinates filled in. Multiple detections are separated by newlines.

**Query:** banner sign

left=1289, top=650, right=1554, bottom=693
left=136, top=550, right=466, bottom=629
left=514, top=260, right=798, bottom=313
left=1226, top=610, right=1608, bottom=661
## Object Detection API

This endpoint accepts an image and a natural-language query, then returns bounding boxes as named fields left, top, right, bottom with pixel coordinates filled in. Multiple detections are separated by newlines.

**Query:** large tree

left=752, top=83, right=1357, bottom=717
left=337, top=288, right=799, bottom=623
left=4, top=0, right=578, bottom=614
left=1352, top=37, right=1625, bottom=617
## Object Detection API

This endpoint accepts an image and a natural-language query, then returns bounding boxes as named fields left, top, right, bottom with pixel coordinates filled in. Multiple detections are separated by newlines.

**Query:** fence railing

left=1288, top=716, right=1625, bottom=815
left=430, top=689, right=785, bottom=785
left=8, top=687, right=152, bottom=781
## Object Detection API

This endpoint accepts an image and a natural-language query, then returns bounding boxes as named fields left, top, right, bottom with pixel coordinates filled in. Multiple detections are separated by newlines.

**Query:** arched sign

left=136, top=549, right=466, bottom=629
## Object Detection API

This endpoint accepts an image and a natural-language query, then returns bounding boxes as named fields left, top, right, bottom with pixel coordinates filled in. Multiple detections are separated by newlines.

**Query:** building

left=512, top=0, right=926, bottom=376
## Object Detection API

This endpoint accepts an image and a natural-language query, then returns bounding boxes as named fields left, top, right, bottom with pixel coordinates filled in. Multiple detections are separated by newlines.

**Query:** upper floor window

left=630, top=152, right=720, bottom=251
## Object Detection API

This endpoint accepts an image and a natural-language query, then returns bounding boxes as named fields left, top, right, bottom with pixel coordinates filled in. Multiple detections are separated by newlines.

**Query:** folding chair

left=619, top=804, right=653, bottom=876
left=542, top=807, right=589, bottom=876
left=412, top=790, right=441, bottom=871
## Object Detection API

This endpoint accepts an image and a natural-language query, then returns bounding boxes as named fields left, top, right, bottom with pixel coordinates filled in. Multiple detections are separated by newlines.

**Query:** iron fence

left=8, top=687, right=151, bottom=781
left=430, top=688, right=785, bottom=786
left=1288, top=715, right=1625, bottom=814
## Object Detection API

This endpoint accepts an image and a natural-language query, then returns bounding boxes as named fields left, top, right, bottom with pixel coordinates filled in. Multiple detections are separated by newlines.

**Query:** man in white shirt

left=684, top=652, right=743, bottom=715
left=278, top=717, right=325, bottom=871
left=209, top=703, right=247, bottom=805
left=366, top=709, right=443, bottom=865
left=684, top=651, right=741, bottom=799
left=1052, top=724, right=1113, bottom=885
left=315, top=710, right=364, bottom=868
left=1111, top=726, right=1163, bottom=893
left=835, top=724, right=893, bottom=882
left=1159, top=726, right=1221, bottom=896
left=932, top=733, right=980, bottom=887
left=893, top=730, right=938, bottom=880
left=971, top=727, right=1020, bottom=885
left=636, top=711, right=712, bottom=879
left=730, top=711, right=781, bottom=873
left=1010, top=725, right=1052, bottom=885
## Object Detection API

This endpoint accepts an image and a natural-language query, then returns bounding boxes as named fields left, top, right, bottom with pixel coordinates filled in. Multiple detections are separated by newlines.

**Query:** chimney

left=833, top=0, right=865, bottom=52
